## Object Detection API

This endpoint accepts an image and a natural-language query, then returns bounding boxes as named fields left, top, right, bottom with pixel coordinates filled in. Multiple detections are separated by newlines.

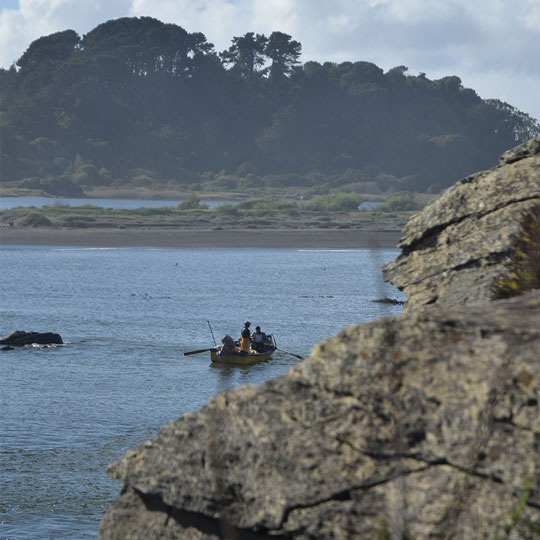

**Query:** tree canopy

left=220, top=32, right=268, bottom=81
left=264, top=31, right=302, bottom=82
left=1, top=17, right=538, bottom=196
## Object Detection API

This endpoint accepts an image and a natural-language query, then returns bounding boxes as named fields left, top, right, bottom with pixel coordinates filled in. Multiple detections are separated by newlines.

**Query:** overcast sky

left=1, top=0, right=538, bottom=120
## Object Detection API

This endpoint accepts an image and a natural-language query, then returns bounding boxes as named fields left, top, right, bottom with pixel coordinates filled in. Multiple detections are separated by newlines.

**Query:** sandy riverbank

left=0, top=227, right=402, bottom=248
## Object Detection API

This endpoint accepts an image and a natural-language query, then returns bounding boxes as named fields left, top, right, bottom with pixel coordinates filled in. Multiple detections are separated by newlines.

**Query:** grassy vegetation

left=0, top=192, right=417, bottom=231
left=379, top=192, right=426, bottom=212
left=300, top=192, right=364, bottom=212
left=177, top=193, right=209, bottom=210
left=237, top=196, right=299, bottom=215
left=492, top=474, right=540, bottom=540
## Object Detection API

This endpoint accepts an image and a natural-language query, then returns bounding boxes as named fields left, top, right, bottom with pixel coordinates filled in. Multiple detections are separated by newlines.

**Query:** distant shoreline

left=0, top=187, right=246, bottom=202
left=0, top=227, right=402, bottom=249
left=0, top=186, right=389, bottom=202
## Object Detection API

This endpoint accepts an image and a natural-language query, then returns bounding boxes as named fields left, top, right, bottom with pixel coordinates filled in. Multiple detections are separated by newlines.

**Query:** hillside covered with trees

left=1, top=16, right=538, bottom=197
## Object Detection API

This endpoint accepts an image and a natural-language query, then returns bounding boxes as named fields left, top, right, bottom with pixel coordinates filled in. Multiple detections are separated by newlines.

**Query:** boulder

left=99, top=138, right=540, bottom=540
left=383, top=136, right=540, bottom=310
left=99, top=291, right=540, bottom=539
left=0, top=330, right=63, bottom=346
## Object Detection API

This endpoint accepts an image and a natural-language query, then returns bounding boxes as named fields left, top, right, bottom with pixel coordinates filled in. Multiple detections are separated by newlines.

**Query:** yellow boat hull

left=210, top=349, right=274, bottom=364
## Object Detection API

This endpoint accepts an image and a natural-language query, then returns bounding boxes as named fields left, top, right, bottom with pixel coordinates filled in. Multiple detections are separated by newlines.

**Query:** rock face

left=99, top=138, right=540, bottom=540
left=0, top=330, right=63, bottom=346
left=383, top=136, right=540, bottom=310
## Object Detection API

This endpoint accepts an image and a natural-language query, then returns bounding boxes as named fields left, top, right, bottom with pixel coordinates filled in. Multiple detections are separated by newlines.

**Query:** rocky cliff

left=98, top=138, right=540, bottom=540
left=383, top=137, right=540, bottom=310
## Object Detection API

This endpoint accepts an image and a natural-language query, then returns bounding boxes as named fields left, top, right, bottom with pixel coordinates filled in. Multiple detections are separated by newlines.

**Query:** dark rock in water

left=1, top=346, right=15, bottom=351
left=98, top=138, right=540, bottom=540
left=0, top=330, right=63, bottom=346
left=373, top=296, right=405, bottom=305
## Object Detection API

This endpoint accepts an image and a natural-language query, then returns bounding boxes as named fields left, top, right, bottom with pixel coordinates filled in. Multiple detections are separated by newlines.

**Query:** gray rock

left=383, top=136, right=540, bottom=310
left=100, top=292, right=540, bottom=539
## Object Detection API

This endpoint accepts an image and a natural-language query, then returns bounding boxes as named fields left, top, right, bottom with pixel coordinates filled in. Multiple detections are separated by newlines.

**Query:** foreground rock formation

left=383, top=136, right=540, bottom=310
left=99, top=138, right=540, bottom=539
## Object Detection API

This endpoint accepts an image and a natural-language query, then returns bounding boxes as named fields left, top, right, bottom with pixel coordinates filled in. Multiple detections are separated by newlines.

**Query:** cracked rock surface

left=383, top=136, right=540, bottom=310
left=99, top=138, right=540, bottom=540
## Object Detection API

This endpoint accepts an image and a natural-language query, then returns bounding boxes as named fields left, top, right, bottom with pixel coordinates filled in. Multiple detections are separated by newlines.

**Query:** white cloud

left=128, top=0, right=248, bottom=51
left=520, top=0, right=540, bottom=30
left=251, top=0, right=297, bottom=32
left=327, top=14, right=354, bottom=32
left=1, top=0, right=538, bottom=120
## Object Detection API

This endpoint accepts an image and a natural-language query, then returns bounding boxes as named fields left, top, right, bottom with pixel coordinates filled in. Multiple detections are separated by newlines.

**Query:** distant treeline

left=1, top=16, right=538, bottom=195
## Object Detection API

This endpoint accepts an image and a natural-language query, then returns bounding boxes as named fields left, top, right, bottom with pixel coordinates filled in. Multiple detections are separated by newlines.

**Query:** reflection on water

left=210, top=359, right=278, bottom=392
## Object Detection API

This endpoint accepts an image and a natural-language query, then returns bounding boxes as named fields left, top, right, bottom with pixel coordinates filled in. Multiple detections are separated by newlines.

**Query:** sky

left=0, top=0, right=538, bottom=121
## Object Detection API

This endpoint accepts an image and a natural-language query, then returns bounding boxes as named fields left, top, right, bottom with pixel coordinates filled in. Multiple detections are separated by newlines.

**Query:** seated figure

left=219, top=334, right=237, bottom=355
left=251, top=326, right=267, bottom=352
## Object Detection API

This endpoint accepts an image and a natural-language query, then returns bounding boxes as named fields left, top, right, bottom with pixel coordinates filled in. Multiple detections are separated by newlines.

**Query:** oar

left=276, top=347, right=305, bottom=360
left=183, top=347, right=215, bottom=356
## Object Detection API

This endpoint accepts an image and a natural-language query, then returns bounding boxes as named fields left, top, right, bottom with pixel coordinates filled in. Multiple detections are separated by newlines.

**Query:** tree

left=220, top=32, right=268, bottom=80
left=82, top=17, right=185, bottom=75
left=17, top=30, right=80, bottom=69
left=2, top=18, right=538, bottom=192
left=264, top=32, right=301, bottom=82
left=186, top=31, right=217, bottom=79
left=337, top=61, right=385, bottom=95
left=385, top=65, right=408, bottom=84
left=81, top=17, right=215, bottom=79
left=484, top=99, right=540, bottom=142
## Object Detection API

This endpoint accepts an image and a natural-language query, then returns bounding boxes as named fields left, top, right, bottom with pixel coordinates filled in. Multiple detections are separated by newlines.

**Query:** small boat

left=184, top=331, right=305, bottom=364
left=210, top=334, right=277, bottom=365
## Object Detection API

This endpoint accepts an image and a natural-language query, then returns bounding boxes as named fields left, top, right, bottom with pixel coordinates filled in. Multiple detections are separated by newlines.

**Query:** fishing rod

left=207, top=320, right=217, bottom=346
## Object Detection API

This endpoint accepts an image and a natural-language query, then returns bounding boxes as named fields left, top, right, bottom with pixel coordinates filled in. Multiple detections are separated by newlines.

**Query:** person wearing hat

left=239, top=321, right=251, bottom=353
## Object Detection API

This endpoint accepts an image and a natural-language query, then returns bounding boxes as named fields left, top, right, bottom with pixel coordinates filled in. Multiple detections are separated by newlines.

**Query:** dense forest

left=1, top=16, right=539, bottom=197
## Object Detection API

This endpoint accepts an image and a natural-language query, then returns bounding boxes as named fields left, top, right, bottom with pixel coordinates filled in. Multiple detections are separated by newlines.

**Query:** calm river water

left=0, top=246, right=404, bottom=539
left=0, top=196, right=235, bottom=210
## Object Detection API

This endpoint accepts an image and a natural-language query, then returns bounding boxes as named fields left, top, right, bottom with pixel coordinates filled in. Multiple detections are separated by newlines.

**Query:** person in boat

left=219, top=335, right=237, bottom=356
left=239, top=321, right=252, bottom=353
left=251, top=326, right=267, bottom=352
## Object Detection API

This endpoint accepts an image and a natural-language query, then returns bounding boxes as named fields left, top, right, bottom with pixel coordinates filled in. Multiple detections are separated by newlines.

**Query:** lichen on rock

left=383, top=136, right=540, bottom=310
left=496, top=206, right=540, bottom=298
